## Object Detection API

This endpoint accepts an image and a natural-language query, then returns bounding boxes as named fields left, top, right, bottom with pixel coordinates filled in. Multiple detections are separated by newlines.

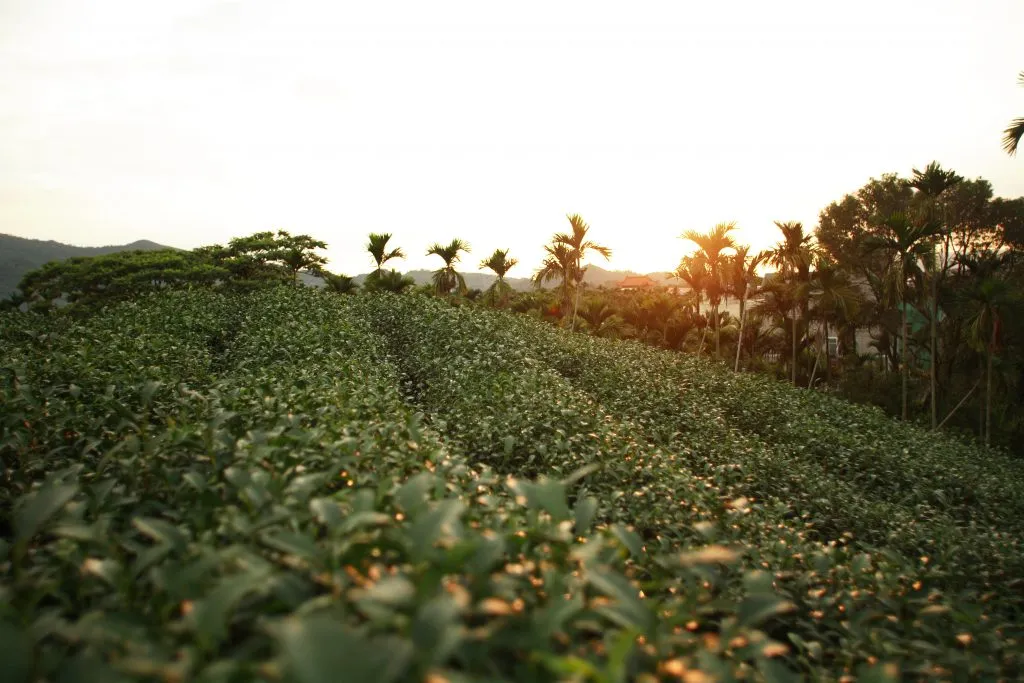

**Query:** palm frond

left=1003, top=118, right=1024, bottom=156
left=910, top=161, right=963, bottom=196
left=480, top=248, right=518, bottom=279
left=367, top=233, right=404, bottom=269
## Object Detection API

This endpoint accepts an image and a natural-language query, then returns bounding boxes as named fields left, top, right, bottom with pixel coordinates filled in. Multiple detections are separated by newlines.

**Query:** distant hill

left=388, top=270, right=536, bottom=292
left=0, top=234, right=172, bottom=297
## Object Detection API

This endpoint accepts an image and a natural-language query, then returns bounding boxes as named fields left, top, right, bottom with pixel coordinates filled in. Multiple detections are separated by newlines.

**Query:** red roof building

left=616, top=275, right=659, bottom=290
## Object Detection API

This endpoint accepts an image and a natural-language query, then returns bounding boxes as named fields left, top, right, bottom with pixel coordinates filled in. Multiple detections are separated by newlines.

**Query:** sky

left=1, top=0, right=1023, bottom=276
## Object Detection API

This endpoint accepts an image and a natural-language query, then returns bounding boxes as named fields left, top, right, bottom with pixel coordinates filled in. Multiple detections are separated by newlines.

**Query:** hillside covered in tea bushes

left=2, top=287, right=1023, bottom=682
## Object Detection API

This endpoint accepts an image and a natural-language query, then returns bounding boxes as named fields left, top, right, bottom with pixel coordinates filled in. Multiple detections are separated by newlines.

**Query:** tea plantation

left=2, top=288, right=1023, bottom=682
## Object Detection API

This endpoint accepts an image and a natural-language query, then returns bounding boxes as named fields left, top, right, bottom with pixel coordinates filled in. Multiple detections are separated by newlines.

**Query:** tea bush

left=2, top=288, right=1022, bottom=682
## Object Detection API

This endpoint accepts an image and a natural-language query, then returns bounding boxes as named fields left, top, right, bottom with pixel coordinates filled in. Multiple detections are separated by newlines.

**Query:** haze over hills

left=1, top=233, right=681, bottom=298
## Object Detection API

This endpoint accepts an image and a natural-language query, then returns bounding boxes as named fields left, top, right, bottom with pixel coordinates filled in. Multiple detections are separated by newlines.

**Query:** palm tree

left=579, top=298, right=625, bottom=338
left=363, top=268, right=414, bottom=294
left=769, top=221, right=817, bottom=384
left=749, top=277, right=798, bottom=367
left=808, top=257, right=862, bottom=385
left=533, top=242, right=577, bottom=317
left=480, top=248, right=518, bottom=306
left=910, top=161, right=963, bottom=428
left=864, top=212, right=941, bottom=420
left=958, top=255, right=1018, bottom=447
left=680, top=222, right=736, bottom=359
left=367, top=233, right=405, bottom=283
left=1003, top=71, right=1024, bottom=156
left=674, top=255, right=709, bottom=318
left=727, top=246, right=770, bottom=372
left=316, top=269, right=358, bottom=294
left=554, top=214, right=612, bottom=331
left=426, top=239, right=471, bottom=295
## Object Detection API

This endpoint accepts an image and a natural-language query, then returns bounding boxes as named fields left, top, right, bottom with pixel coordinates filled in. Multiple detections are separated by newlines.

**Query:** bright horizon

left=2, top=0, right=1023, bottom=277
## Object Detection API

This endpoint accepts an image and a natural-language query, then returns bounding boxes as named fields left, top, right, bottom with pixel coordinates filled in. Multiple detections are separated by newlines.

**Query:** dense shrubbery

left=3, top=288, right=1023, bottom=681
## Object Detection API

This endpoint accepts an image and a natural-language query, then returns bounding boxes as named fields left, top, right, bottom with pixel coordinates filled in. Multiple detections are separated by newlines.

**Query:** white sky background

left=1, top=0, right=1023, bottom=276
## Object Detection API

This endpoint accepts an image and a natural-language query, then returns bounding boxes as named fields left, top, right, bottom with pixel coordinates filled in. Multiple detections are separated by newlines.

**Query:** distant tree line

left=6, top=163, right=1024, bottom=453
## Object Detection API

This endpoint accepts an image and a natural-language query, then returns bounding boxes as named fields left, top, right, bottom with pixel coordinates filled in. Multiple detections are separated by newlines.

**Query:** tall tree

left=218, top=231, right=289, bottom=285
left=817, top=174, right=913, bottom=294
left=426, top=239, right=471, bottom=295
left=276, top=232, right=328, bottom=285
left=553, top=214, right=612, bottom=331
left=480, top=248, right=518, bottom=306
left=769, top=221, right=817, bottom=384
left=910, top=161, right=962, bottom=427
left=1003, top=71, right=1024, bottom=156
left=673, top=255, right=709, bottom=317
left=533, top=242, right=577, bottom=317
left=749, top=277, right=798, bottom=367
left=367, top=233, right=405, bottom=280
left=958, top=253, right=1019, bottom=446
left=864, top=212, right=940, bottom=420
left=680, top=222, right=736, bottom=359
left=727, top=246, right=770, bottom=371
left=808, top=257, right=862, bottom=385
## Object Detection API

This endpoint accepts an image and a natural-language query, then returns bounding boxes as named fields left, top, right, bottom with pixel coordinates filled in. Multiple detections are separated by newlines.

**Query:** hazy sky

left=2, top=0, right=1023, bottom=276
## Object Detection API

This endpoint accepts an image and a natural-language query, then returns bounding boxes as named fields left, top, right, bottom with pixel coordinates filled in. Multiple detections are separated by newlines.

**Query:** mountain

left=0, top=234, right=173, bottom=297
left=389, top=270, right=536, bottom=292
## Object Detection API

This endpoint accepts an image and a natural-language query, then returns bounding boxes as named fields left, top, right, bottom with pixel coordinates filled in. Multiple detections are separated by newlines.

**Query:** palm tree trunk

left=824, top=321, right=832, bottom=385
left=791, top=314, right=797, bottom=386
left=807, top=334, right=820, bottom=389
left=985, top=321, right=995, bottom=448
left=570, top=280, right=582, bottom=331
left=714, top=303, right=721, bottom=359
left=901, top=302, right=908, bottom=421
left=734, top=294, right=746, bottom=372
left=985, top=347, right=993, bottom=447
left=560, top=278, right=570, bottom=323
left=930, top=274, right=938, bottom=428
left=936, top=379, right=980, bottom=430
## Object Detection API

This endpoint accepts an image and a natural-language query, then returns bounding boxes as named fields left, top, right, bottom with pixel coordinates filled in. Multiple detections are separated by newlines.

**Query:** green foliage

left=17, top=249, right=226, bottom=311
left=201, top=229, right=328, bottom=288
left=15, top=230, right=329, bottom=312
left=5, top=287, right=1022, bottom=680
left=364, top=269, right=415, bottom=294
left=316, top=269, right=358, bottom=294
